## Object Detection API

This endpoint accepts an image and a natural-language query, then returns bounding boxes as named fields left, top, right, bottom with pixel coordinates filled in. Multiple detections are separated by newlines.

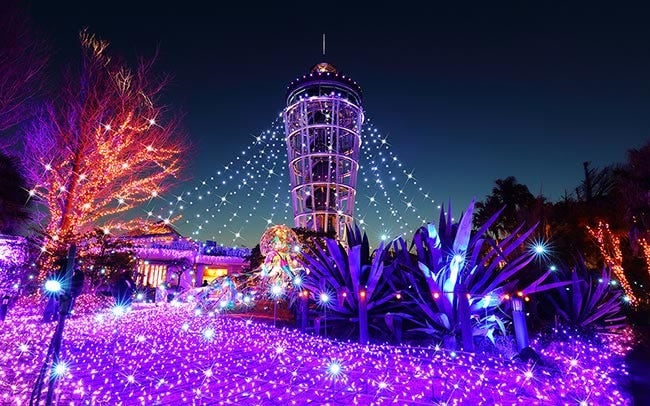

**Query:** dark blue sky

left=27, top=0, right=650, bottom=243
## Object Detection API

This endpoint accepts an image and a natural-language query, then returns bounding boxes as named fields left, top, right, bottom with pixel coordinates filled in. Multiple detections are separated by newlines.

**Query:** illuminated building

left=124, top=225, right=249, bottom=288
left=284, top=62, right=363, bottom=238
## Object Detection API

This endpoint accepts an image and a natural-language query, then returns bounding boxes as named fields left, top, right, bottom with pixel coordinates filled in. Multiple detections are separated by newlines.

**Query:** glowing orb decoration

left=52, top=361, right=68, bottom=377
left=259, top=225, right=301, bottom=284
left=259, top=225, right=299, bottom=257
left=326, top=360, right=343, bottom=378
left=44, top=279, right=62, bottom=293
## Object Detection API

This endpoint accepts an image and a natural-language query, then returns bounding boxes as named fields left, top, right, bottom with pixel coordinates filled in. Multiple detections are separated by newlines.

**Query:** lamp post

left=512, top=294, right=530, bottom=351
left=29, top=244, right=77, bottom=406
left=270, top=284, right=283, bottom=328
left=358, top=289, right=368, bottom=345
left=319, top=292, right=330, bottom=337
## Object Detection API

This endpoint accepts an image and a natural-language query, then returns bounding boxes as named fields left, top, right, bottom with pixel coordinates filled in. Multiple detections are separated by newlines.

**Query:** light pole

left=270, top=283, right=283, bottom=328
left=319, top=292, right=330, bottom=337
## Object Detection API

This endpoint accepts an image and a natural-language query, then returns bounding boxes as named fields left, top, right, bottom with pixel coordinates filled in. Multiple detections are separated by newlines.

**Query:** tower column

left=283, top=62, right=364, bottom=239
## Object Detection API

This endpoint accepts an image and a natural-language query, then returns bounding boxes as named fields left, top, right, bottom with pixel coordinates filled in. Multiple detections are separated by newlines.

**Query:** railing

left=202, top=246, right=250, bottom=258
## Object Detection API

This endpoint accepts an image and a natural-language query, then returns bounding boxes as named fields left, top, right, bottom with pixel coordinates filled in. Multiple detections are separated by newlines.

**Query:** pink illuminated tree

left=23, top=30, right=189, bottom=275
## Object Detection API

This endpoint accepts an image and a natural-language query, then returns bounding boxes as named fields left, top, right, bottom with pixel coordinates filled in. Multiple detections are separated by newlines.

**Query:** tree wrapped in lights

left=586, top=221, right=637, bottom=305
left=23, top=30, right=188, bottom=273
left=640, top=238, right=650, bottom=279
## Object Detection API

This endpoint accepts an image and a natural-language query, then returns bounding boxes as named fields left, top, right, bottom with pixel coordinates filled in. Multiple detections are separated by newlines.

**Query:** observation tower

left=283, top=62, right=363, bottom=238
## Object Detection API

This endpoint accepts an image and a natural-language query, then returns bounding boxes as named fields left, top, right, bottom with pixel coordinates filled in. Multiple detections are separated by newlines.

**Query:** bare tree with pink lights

left=22, top=30, right=189, bottom=275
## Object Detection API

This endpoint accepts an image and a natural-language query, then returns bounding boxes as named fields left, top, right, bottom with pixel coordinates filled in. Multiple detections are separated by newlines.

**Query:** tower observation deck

left=283, top=62, right=363, bottom=238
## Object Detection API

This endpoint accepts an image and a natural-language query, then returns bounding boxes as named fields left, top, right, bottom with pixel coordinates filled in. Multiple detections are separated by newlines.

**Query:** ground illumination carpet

left=0, top=298, right=632, bottom=405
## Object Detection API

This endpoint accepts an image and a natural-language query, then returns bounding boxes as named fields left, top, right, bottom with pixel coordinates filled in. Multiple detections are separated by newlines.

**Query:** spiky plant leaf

left=547, top=261, right=626, bottom=333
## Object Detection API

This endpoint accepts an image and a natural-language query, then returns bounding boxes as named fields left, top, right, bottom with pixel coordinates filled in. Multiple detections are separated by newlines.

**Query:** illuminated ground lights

left=0, top=298, right=633, bottom=405
left=146, top=117, right=440, bottom=245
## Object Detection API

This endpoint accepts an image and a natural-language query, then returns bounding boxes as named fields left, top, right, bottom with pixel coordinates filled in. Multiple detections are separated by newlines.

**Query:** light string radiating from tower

left=145, top=117, right=292, bottom=245
left=355, top=119, right=440, bottom=241
left=143, top=118, right=442, bottom=246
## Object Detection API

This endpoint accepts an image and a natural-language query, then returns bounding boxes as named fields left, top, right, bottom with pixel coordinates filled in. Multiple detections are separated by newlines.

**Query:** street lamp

left=270, top=283, right=284, bottom=327
left=319, top=292, right=330, bottom=337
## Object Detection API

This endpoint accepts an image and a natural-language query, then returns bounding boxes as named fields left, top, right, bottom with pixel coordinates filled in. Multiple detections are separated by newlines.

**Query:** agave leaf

left=434, top=313, right=451, bottom=330
left=348, top=245, right=362, bottom=297
left=470, top=205, right=505, bottom=246
left=486, top=328, right=495, bottom=344
left=326, top=238, right=351, bottom=284
left=481, top=254, right=535, bottom=293
left=361, top=231, right=370, bottom=265
left=366, top=242, right=386, bottom=298
left=523, top=271, right=572, bottom=295
left=584, top=267, right=610, bottom=316
left=571, top=269, right=583, bottom=318
left=427, top=223, right=441, bottom=248
left=453, top=199, right=475, bottom=253
left=446, top=199, right=453, bottom=237
left=547, top=295, right=570, bottom=321
left=494, top=315, right=507, bottom=336
left=413, top=228, right=427, bottom=264
left=580, top=292, right=622, bottom=327
left=497, top=223, right=538, bottom=259
left=368, top=287, right=396, bottom=310
left=438, top=204, right=447, bottom=242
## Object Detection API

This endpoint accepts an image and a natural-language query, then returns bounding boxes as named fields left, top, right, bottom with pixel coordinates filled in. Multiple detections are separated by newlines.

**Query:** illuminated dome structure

left=283, top=62, right=363, bottom=238
left=259, top=225, right=300, bottom=282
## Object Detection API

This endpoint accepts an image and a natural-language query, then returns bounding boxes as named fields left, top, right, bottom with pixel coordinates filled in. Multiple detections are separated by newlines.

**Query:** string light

left=0, top=290, right=634, bottom=404
left=22, top=33, right=187, bottom=278
left=587, top=222, right=637, bottom=305
left=143, top=118, right=440, bottom=246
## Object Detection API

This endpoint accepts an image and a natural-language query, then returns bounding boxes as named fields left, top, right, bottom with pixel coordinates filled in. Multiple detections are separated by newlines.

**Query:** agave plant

left=391, top=200, right=569, bottom=350
left=299, top=224, right=406, bottom=343
left=546, top=258, right=626, bottom=333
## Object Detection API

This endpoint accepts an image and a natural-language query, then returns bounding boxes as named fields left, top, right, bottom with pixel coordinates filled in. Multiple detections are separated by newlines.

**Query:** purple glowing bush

left=547, top=259, right=626, bottom=333
left=299, top=224, right=405, bottom=343
left=390, top=201, right=569, bottom=349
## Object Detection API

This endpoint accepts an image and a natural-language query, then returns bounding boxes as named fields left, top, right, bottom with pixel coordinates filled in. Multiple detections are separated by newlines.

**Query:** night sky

left=25, top=1, right=650, bottom=244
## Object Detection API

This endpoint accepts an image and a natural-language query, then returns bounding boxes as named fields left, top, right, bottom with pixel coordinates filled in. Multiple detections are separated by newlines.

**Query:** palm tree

left=474, top=176, right=537, bottom=240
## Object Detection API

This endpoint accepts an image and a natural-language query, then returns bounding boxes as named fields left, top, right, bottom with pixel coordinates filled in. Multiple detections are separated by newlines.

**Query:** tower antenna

left=322, top=33, right=326, bottom=56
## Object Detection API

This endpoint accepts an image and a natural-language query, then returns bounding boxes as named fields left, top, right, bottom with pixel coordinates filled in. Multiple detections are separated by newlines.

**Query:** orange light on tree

left=587, top=221, right=637, bottom=305
left=639, top=238, right=650, bottom=280
left=23, top=30, right=188, bottom=277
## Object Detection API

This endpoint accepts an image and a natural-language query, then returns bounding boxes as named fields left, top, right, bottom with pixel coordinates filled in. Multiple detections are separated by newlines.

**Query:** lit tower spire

left=283, top=62, right=364, bottom=238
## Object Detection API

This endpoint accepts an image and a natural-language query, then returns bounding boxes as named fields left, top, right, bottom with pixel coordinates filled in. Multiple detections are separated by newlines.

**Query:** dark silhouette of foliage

left=546, top=259, right=626, bottom=333
left=616, top=141, right=650, bottom=235
left=242, top=244, right=263, bottom=273
left=0, top=153, right=31, bottom=234
left=474, top=177, right=537, bottom=240
left=80, top=229, right=136, bottom=291
left=0, top=1, right=48, bottom=133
